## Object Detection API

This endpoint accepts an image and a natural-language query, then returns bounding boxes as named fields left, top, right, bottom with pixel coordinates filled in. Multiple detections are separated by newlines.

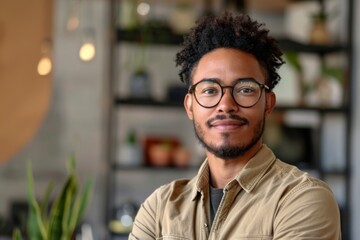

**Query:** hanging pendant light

left=79, top=42, right=96, bottom=61
left=37, top=0, right=53, bottom=76
left=79, top=30, right=96, bottom=62
left=37, top=41, right=52, bottom=76
left=79, top=0, right=96, bottom=62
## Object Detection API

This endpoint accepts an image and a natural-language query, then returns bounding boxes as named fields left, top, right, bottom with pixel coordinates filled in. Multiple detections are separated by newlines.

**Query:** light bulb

left=37, top=56, right=52, bottom=76
left=79, top=42, right=96, bottom=62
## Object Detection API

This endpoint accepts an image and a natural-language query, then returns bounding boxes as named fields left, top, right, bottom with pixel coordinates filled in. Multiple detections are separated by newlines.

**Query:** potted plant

left=12, top=155, right=93, bottom=240
left=309, top=11, right=331, bottom=44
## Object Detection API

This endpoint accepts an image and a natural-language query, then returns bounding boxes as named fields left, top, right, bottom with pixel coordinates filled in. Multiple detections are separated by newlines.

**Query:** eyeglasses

left=188, top=78, right=269, bottom=108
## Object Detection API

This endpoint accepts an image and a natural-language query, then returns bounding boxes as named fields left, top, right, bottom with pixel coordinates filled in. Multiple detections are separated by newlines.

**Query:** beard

left=193, top=114, right=265, bottom=160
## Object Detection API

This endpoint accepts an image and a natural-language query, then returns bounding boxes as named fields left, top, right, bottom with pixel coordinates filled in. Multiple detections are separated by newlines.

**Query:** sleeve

left=129, top=189, right=160, bottom=240
left=273, top=181, right=342, bottom=240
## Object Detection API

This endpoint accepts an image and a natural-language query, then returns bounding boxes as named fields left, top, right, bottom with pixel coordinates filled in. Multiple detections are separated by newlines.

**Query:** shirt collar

left=235, top=144, right=276, bottom=193
left=192, top=144, right=276, bottom=199
left=191, top=159, right=210, bottom=200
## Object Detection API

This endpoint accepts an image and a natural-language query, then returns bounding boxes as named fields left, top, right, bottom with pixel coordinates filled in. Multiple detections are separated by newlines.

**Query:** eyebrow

left=198, top=77, right=257, bottom=85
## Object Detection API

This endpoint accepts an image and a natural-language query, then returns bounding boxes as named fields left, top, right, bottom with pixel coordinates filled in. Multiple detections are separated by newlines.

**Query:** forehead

left=192, top=48, right=266, bottom=84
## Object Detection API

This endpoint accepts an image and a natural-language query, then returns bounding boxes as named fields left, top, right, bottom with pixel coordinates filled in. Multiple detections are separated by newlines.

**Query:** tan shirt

left=130, top=145, right=341, bottom=240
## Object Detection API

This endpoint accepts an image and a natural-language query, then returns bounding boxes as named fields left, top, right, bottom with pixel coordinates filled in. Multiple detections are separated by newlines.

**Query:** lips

left=208, top=114, right=248, bottom=131
left=210, top=119, right=246, bottom=129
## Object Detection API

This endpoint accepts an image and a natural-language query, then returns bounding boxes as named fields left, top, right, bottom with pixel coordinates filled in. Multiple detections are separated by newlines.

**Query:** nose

left=216, top=88, right=239, bottom=113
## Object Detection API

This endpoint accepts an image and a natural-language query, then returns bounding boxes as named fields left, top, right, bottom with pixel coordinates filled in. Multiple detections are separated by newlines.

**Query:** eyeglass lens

left=193, top=79, right=264, bottom=108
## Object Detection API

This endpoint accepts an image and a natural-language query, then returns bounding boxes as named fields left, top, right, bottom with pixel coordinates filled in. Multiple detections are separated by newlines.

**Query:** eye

left=201, top=86, right=219, bottom=95
left=196, top=81, right=221, bottom=96
left=235, top=81, right=259, bottom=95
left=239, top=87, right=254, bottom=94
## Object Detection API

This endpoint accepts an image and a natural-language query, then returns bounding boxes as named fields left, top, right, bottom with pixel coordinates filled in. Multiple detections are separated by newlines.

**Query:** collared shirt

left=129, top=144, right=341, bottom=240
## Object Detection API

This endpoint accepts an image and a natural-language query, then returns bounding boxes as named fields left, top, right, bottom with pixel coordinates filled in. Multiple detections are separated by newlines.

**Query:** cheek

left=191, top=106, right=213, bottom=124
left=244, top=103, right=267, bottom=124
left=246, top=110, right=265, bottom=126
left=191, top=106, right=204, bottom=120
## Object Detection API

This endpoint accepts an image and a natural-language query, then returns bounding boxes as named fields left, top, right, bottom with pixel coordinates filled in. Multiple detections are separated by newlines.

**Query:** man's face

left=184, top=48, right=275, bottom=159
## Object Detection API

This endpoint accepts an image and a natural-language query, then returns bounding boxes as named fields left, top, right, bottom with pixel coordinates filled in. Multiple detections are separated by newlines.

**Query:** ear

left=184, top=93, right=194, bottom=120
left=265, top=91, right=276, bottom=118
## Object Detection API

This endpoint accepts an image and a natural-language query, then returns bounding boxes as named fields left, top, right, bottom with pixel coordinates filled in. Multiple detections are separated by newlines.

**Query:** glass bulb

left=37, top=56, right=52, bottom=76
left=79, top=42, right=96, bottom=62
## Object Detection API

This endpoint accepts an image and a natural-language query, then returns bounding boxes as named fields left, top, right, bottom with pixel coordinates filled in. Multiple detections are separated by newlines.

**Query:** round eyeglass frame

left=188, top=78, right=270, bottom=108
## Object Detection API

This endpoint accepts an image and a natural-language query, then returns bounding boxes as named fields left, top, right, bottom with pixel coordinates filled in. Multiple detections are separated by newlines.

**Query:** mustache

left=206, top=114, right=249, bottom=127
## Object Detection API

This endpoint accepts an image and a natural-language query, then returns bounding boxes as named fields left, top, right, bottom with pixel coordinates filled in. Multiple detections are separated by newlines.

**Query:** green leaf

left=47, top=174, right=76, bottom=240
left=284, top=52, right=302, bottom=72
left=322, top=66, right=343, bottom=83
left=67, top=153, right=76, bottom=175
left=40, top=181, right=54, bottom=229
left=61, top=175, right=78, bottom=240
left=26, top=160, right=47, bottom=240
left=69, top=178, right=93, bottom=232
left=12, top=228, right=23, bottom=240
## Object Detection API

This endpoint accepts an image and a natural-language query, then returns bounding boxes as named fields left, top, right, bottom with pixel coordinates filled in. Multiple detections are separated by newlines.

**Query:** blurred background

left=0, top=0, right=359, bottom=239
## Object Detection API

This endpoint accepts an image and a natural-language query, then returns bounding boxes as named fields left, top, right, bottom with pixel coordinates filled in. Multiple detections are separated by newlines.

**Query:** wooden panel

left=0, top=0, right=53, bottom=164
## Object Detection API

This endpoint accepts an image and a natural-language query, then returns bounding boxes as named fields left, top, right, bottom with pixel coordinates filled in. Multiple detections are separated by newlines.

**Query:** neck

left=207, top=143, right=262, bottom=189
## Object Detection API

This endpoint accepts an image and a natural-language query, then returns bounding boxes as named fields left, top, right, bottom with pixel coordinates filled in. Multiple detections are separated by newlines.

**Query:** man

left=129, top=12, right=341, bottom=239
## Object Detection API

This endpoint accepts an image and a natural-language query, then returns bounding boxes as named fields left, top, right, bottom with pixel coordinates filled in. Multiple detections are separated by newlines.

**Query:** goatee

left=193, top=114, right=265, bottom=160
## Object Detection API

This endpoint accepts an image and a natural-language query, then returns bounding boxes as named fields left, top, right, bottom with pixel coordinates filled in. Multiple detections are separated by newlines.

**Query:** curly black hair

left=175, top=12, right=285, bottom=91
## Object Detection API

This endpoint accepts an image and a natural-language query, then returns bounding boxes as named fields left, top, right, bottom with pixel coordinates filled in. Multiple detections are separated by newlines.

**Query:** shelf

left=275, top=105, right=348, bottom=113
left=277, top=38, right=348, bottom=54
left=114, top=97, right=348, bottom=112
left=114, top=97, right=184, bottom=108
left=116, top=28, right=348, bottom=54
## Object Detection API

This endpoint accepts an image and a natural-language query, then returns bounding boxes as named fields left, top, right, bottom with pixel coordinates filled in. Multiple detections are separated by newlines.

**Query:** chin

left=208, top=145, right=246, bottom=159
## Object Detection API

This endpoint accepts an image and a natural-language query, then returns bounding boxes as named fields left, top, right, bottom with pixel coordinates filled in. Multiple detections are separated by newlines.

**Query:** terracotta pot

left=148, top=144, right=172, bottom=167
left=172, top=147, right=191, bottom=168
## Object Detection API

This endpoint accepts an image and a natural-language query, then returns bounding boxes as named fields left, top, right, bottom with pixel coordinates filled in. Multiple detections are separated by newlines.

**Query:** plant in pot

left=12, top=155, right=93, bottom=240
left=309, top=11, right=330, bottom=44
left=309, top=5, right=339, bottom=45
left=284, top=51, right=306, bottom=106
